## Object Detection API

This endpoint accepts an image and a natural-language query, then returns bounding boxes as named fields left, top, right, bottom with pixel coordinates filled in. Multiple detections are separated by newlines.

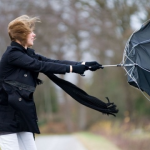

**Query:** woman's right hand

left=72, top=65, right=88, bottom=75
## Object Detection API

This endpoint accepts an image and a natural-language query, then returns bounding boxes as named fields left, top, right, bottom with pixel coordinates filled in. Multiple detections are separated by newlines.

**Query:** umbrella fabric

left=123, top=20, right=150, bottom=96
left=46, top=73, right=118, bottom=116
left=137, top=66, right=150, bottom=96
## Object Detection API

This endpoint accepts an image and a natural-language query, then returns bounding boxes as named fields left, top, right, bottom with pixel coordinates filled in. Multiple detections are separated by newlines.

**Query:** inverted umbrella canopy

left=123, top=20, right=150, bottom=96
left=103, top=19, right=150, bottom=97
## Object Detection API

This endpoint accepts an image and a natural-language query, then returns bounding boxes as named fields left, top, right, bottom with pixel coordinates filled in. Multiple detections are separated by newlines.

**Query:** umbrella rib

left=123, top=29, right=137, bottom=63
left=124, top=53, right=135, bottom=64
left=123, top=39, right=150, bottom=64
left=123, top=40, right=130, bottom=63
left=123, top=52, right=136, bottom=69
left=123, top=45, right=134, bottom=64
left=137, top=64, right=150, bottom=73
left=124, top=65, right=135, bottom=76
left=124, top=66, right=137, bottom=83
left=138, top=39, right=150, bottom=45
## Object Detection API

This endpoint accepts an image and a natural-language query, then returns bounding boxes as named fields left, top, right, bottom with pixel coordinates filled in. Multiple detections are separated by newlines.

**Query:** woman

left=0, top=15, right=103, bottom=150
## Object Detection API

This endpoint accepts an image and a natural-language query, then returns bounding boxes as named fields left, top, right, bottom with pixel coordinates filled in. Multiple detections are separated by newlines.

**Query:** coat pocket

left=14, top=86, right=33, bottom=101
left=7, top=90, right=35, bottom=116
left=7, top=89, right=32, bottom=110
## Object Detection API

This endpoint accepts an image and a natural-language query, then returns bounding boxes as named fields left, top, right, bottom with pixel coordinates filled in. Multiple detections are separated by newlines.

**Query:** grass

left=74, top=132, right=120, bottom=150
left=89, top=119, right=150, bottom=150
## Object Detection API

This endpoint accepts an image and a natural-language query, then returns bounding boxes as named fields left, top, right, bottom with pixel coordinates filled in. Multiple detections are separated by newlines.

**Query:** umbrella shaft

left=102, top=64, right=134, bottom=67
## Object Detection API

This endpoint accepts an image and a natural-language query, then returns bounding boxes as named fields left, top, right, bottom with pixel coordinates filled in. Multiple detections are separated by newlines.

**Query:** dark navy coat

left=0, top=41, right=78, bottom=134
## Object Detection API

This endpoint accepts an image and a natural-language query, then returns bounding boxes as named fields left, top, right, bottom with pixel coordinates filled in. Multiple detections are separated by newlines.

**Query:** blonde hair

left=8, top=15, right=40, bottom=46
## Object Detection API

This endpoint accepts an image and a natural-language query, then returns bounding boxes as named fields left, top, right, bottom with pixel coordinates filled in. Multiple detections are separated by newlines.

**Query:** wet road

left=35, top=135, right=87, bottom=150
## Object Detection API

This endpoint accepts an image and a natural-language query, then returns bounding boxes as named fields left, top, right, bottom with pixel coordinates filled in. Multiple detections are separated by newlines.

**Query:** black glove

left=72, top=65, right=88, bottom=74
left=85, top=61, right=103, bottom=71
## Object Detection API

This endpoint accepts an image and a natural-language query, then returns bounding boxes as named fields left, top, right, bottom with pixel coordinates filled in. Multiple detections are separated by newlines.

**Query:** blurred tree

left=83, top=0, right=141, bottom=119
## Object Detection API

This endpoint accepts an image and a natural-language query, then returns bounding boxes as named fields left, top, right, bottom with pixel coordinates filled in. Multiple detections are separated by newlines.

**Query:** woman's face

left=26, top=32, right=36, bottom=48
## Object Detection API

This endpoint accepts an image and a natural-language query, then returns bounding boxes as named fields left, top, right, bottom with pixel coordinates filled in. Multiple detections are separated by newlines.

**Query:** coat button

left=19, top=98, right=22, bottom=101
left=24, top=74, right=27, bottom=77
left=19, top=87, right=22, bottom=90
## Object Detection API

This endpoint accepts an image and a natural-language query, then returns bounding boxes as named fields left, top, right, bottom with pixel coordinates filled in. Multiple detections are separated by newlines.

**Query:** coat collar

left=10, top=41, right=35, bottom=56
left=11, top=41, right=27, bottom=53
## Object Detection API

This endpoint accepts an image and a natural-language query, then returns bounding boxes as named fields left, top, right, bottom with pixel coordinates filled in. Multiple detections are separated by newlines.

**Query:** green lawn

left=74, top=132, right=120, bottom=150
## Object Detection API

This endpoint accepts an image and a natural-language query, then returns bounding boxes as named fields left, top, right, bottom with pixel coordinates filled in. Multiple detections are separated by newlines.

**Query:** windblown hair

left=8, top=15, right=40, bottom=46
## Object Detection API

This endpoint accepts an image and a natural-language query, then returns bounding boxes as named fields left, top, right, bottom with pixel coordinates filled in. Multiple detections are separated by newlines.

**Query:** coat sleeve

left=35, top=53, right=81, bottom=65
left=8, top=48, right=69, bottom=74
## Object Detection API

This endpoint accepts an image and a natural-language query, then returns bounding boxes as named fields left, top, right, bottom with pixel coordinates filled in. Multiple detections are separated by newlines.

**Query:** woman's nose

left=32, top=32, right=36, bottom=37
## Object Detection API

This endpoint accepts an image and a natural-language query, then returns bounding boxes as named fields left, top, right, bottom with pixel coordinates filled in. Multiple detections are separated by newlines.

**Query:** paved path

left=35, top=135, right=87, bottom=150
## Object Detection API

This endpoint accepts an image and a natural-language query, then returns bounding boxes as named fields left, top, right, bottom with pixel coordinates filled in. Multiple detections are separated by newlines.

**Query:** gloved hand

left=85, top=61, right=103, bottom=71
left=72, top=65, right=88, bottom=75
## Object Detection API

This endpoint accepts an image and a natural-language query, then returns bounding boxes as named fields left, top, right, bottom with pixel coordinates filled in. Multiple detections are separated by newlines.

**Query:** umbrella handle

left=102, top=64, right=135, bottom=67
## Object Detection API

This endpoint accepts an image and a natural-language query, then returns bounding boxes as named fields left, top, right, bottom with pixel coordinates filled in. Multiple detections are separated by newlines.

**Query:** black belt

left=4, top=80, right=35, bottom=92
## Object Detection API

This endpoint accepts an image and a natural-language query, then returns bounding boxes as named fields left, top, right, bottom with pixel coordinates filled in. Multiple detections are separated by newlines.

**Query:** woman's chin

left=28, top=43, right=34, bottom=47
